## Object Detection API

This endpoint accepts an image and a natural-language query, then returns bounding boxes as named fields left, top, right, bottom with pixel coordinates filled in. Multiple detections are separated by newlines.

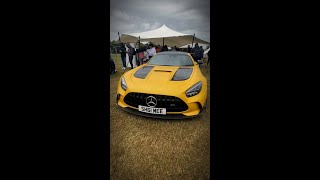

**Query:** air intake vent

left=124, top=93, right=188, bottom=112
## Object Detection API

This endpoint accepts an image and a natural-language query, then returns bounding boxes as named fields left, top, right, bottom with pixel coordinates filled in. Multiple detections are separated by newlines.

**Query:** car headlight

left=186, top=81, right=202, bottom=97
left=121, top=77, right=127, bottom=91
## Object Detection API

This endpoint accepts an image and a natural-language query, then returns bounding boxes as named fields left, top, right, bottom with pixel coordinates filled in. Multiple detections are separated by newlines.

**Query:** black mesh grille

left=123, top=93, right=188, bottom=112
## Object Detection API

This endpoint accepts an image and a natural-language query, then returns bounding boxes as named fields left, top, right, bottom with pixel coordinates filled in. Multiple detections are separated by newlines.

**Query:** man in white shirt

left=147, top=44, right=156, bottom=59
left=144, top=49, right=149, bottom=63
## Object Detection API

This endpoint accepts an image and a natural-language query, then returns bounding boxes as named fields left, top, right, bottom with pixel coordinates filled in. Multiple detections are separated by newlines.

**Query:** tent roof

left=127, top=24, right=190, bottom=39
left=119, top=24, right=209, bottom=47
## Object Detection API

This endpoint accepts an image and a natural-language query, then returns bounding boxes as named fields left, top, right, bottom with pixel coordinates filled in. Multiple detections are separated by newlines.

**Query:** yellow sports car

left=116, top=51, right=207, bottom=119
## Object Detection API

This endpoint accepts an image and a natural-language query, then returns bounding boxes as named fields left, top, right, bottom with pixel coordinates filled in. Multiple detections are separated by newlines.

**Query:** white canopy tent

left=119, top=24, right=209, bottom=47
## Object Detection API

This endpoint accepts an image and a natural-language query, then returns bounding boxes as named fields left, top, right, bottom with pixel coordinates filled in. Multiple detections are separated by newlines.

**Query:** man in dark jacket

left=161, top=45, right=168, bottom=51
left=135, top=48, right=141, bottom=66
left=191, top=43, right=201, bottom=62
left=199, top=46, right=204, bottom=60
left=126, top=43, right=134, bottom=69
left=187, top=45, right=192, bottom=53
left=119, top=43, right=127, bottom=70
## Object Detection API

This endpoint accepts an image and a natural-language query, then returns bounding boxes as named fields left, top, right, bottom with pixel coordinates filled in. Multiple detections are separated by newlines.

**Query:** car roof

left=156, top=51, right=190, bottom=56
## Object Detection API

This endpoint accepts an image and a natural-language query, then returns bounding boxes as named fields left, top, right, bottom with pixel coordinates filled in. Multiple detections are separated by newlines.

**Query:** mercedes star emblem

left=146, top=96, right=157, bottom=107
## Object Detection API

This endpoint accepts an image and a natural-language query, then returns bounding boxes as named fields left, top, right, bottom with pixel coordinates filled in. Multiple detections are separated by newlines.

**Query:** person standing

left=119, top=43, right=127, bottom=70
left=143, top=47, right=149, bottom=63
left=135, top=48, right=140, bottom=66
left=137, top=47, right=145, bottom=66
left=162, top=45, right=168, bottom=51
left=191, top=43, right=201, bottom=63
left=187, top=45, right=192, bottom=53
left=147, top=44, right=156, bottom=59
left=199, top=46, right=204, bottom=60
left=126, top=43, right=134, bottom=69
left=156, top=45, right=161, bottom=53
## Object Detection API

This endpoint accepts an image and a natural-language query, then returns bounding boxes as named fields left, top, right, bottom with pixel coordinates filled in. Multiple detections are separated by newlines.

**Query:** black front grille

left=123, top=93, right=188, bottom=112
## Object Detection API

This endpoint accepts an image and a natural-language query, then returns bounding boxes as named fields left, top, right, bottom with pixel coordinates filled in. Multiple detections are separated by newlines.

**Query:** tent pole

left=191, top=33, right=195, bottom=47
left=139, top=36, right=140, bottom=50
left=163, top=38, right=164, bottom=46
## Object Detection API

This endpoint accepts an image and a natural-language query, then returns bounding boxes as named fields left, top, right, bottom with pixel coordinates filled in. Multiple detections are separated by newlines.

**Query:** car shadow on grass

left=120, top=109, right=208, bottom=123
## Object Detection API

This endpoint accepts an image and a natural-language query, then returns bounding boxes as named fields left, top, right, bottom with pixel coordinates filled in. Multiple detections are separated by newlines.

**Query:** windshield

left=148, top=54, right=194, bottom=66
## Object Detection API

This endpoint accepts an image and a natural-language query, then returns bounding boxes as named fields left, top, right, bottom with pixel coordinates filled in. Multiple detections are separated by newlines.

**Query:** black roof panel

left=156, top=51, right=190, bottom=55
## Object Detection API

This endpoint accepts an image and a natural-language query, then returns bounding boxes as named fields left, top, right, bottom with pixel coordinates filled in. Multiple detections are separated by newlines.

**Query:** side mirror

left=198, top=60, right=203, bottom=64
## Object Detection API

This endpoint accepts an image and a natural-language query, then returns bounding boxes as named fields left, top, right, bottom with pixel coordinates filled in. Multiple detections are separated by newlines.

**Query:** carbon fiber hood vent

left=134, top=66, right=154, bottom=79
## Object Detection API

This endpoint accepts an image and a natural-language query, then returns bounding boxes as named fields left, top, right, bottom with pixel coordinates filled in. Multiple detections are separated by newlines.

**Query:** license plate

left=138, top=105, right=166, bottom=115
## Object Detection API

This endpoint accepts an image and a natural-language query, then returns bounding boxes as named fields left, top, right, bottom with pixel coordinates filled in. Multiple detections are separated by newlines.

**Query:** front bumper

left=116, top=105, right=197, bottom=119
left=116, top=93, right=206, bottom=119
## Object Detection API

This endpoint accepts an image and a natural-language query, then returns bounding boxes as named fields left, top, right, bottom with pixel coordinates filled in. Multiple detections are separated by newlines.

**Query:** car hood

left=125, top=65, right=196, bottom=95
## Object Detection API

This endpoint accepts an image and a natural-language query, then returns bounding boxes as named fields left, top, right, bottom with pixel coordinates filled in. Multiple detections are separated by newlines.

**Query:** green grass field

left=110, top=54, right=211, bottom=179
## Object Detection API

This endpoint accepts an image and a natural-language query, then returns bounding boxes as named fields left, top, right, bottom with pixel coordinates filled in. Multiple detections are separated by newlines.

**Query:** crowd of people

left=112, top=42, right=210, bottom=72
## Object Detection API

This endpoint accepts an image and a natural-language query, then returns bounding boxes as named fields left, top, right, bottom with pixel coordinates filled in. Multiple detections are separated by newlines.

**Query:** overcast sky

left=110, top=0, right=210, bottom=42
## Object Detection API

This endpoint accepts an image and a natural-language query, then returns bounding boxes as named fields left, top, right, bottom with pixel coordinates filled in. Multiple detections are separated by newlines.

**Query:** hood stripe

left=172, top=68, right=193, bottom=81
left=134, top=66, right=154, bottom=79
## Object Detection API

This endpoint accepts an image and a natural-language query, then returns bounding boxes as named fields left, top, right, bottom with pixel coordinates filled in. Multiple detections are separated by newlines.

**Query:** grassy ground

left=110, top=54, right=211, bottom=179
